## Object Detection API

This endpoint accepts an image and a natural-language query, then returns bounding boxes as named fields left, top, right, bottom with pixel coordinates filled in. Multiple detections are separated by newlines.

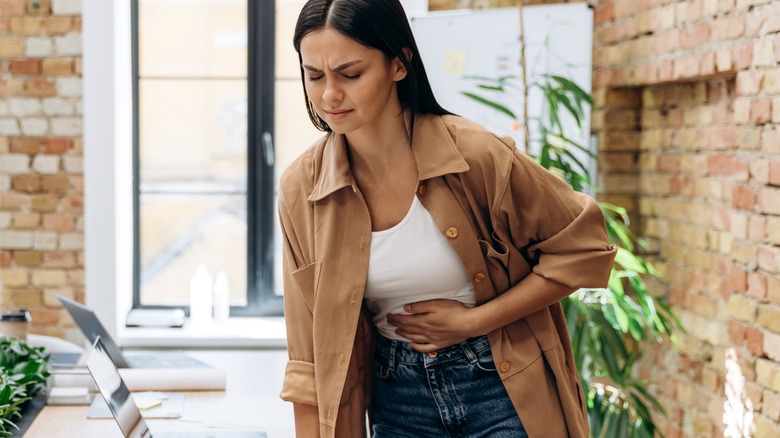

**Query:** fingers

left=409, top=342, right=439, bottom=353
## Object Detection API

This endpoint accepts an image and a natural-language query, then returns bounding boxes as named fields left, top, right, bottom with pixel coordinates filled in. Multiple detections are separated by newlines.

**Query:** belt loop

left=388, top=339, right=398, bottom=371
left=461, top=338, right=477, bottom=364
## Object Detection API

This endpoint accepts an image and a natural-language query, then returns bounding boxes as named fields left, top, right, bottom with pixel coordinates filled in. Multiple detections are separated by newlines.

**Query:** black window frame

left=130, top=0, right=282, bottom=317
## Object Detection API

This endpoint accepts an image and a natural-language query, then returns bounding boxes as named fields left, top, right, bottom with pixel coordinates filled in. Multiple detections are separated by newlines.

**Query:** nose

left=322, top=80, right=343, bottom=103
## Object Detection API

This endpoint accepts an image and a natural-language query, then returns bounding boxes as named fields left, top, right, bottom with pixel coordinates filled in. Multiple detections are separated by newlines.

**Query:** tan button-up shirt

left=278, top=114, right=617, bottom=437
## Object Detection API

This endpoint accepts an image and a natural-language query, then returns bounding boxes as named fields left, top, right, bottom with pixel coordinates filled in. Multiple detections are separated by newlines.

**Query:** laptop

left=86, top=337, right=266, bottom=438
left=58, top=294, right=206, bottom=369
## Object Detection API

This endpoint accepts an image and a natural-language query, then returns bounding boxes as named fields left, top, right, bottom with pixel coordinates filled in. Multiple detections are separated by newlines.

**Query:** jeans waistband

left=375, top=333, right=491, bottom=367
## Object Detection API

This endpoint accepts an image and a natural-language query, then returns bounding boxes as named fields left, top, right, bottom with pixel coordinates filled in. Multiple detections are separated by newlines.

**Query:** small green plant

left=462, top=17, right=683, bottom=437
left=0, top=337, right=50, bottom=437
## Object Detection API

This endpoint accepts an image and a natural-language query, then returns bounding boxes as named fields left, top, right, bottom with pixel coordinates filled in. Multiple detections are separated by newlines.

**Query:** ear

left=391, top=48, right=413, bottom=81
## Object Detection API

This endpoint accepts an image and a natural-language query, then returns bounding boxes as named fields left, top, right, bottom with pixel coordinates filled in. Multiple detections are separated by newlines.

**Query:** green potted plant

left=0, top=337, right=50, bottom=437
left=461, top=12, right=683, bottom=438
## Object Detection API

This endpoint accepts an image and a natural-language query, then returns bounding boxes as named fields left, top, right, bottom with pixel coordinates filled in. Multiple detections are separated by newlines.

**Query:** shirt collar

left=308, top=114, right=470, bottom=202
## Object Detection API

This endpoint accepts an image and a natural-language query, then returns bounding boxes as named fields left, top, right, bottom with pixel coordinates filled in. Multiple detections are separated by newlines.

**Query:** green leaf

left=548, top=74, right=593, bottom=105
left=460, top=92, right=517, bottom=119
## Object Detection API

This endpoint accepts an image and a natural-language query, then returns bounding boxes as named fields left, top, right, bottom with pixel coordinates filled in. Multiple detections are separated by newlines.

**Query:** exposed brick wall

left=0, top=0, right=83, bottom=339
left=594, top=0, right=780, bottom=436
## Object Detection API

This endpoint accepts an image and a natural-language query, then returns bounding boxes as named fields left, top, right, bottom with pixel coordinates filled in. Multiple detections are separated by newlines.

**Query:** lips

left=325, top=109, right=352, bottom=120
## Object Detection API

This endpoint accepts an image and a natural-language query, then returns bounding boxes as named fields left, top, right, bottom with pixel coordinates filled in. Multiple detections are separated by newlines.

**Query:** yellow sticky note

left=134, top=397, right=163, bottom=410
left=442, top=51, right=466, bottom=77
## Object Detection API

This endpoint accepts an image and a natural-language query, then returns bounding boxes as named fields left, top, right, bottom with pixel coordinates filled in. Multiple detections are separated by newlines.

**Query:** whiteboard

left=410, top=4, right=594, bottom=172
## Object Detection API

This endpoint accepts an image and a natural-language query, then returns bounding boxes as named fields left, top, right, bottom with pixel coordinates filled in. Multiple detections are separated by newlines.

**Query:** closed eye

left=307, top=75, right=323, bottom=82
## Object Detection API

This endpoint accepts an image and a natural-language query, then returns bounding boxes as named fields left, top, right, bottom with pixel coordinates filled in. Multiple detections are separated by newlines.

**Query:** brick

left=43, top=251, right=75, bottom=268
left=769, top=217, right=780, bottom=245
left=0, top=0, right=26, bottom=16
left=24, top=79, right=56, bottom=97
left=766, top=331, right=780, bottom=362
left=42, top=16, right=71, bottom=34
left=28, top=308, right=59, bottom=325
left=33, top=231, right=56, bottom=250
left=774, top=97, right=780, bottom=123
left=14, top=250, right=41, bottom=266
left=765, top=69, right=780, bottom=94
left=9, top=17, right=42, bottom=35
left=31, top=195, right=57, bottom=212
left=733, top=43, right=753, bottom=70
left=41, top=58, right=72, bottom=76
left=20, top=118, right=47, bottom=136
left=32, top=155, right=58, bottom=174
left=27, top=0, right=51, bottom=14
left=712, top=14, right=745, bottom=41
left=43, top=137, right=70, bottom=154
left=0, top=154, right=30, bottom=173
left=749, top=215, right=768, bottom=241
left=0, top=39, right=25, bottom=57
left=758, top=187, right=780, bottom=215
left=707, top=155, right=749, bottom=179
left=752, top=98, right=772, bottom=125
left=41, top=97, right=75, bottom=116
left=765, top=127, right=780, bottom=153
left=736, top=70, right=762, bottom=96
left=770, top=161, right=780, bottom=186
left=681, top=22, right=711, bottom=49
left=41, top=175, right=68, bottom=192
left=9, top=59, right=41, bottom=75
left=25, top=37, right=51, bottom=57
left=10, top=137, right=41, bottom=154
left=754, top=36, right=776, bottom=67
left=31, top=269, right=66, bottom=286
left=759, top=244, right=780, bottom=274
left=52, top=0, right=80, bottom=15
left=771, top=276, right=780, bottom=305
left=0, top=79, right=24, bottom=97
left=12, top=212, right=39, bottom=229
left=53, top=34, right=80, bottom=56
left=737, top=127, right=761, bottom=151
left=759, top=304, right=780, bottom=334
left=731, top=239, right=757, bottom=266
left=11, top=174, right=41, bottom=192
left=0, top=231, right=33, bottom=249
left=729, top=294, right=758, bottom=322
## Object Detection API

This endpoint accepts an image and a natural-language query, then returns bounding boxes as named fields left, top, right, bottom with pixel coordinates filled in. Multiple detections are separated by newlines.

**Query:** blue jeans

left=372, top=334, right=528, bottom=438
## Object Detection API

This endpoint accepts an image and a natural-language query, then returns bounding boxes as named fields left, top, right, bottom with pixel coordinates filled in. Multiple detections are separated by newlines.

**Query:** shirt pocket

left=479, top=232, right=511, bottom=293
left=290, top=262, right=321, bottom=313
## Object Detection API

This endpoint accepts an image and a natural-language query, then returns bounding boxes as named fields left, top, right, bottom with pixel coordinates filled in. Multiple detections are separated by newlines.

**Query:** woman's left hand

left=386, top=300, right=481, bottom=353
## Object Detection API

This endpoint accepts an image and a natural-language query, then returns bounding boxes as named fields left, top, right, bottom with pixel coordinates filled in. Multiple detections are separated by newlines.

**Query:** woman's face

left=299, top=27, right=407, bottom=135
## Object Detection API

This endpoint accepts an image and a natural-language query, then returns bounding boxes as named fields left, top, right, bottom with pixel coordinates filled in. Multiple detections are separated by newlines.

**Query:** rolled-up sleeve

left=499, top=149, right=616, bottom=290
left=278, top=195, right=318, bottom=407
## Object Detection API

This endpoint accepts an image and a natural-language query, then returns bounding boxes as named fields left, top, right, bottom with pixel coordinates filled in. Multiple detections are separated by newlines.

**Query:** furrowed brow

left=302, top=60, right=364, bottom=73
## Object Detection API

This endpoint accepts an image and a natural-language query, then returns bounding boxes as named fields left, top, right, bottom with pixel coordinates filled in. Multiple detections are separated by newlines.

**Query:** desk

left=24, top=349, right=295, bottom=438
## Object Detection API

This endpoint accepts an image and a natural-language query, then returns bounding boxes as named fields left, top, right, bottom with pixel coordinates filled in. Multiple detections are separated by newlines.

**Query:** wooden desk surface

left=24, top=350, right=294, bottom=438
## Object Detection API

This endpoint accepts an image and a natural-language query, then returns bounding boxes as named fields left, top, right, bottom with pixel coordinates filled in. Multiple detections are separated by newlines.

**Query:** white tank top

left=364, top=195, right=476, bottom=341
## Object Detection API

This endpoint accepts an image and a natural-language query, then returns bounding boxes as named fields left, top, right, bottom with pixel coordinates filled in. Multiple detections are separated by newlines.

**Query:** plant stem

left=517, top=1, right=530, bottom=153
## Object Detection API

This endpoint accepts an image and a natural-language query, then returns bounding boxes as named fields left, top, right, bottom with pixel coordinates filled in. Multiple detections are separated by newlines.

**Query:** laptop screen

left=86, top=337, right=149, bottom=438
left=58, top=294, right=132, bottom=368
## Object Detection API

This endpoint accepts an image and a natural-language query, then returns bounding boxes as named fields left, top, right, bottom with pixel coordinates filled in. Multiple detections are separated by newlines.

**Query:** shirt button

left=499, top=361, right=511, bottom=373
left=417, top=183, right=427, bottom=196
left=427, top=351, right=438, bottom=358
left=446, top=227, right=458, bottom=238
left=474, top=272, right=485, bottom=283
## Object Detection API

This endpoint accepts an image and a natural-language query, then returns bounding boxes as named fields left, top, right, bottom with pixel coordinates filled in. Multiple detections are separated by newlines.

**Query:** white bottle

left=189, top=264, right=213, bottom=325
left=213, top=270, right=230, bottom=321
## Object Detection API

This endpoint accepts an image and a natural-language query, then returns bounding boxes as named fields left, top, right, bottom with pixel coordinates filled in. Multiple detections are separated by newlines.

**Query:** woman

left=278, top=0, right=616, bottom=436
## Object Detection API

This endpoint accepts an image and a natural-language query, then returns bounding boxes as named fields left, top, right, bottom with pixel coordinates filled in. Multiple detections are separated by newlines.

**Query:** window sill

left=119, top=317, right=287, bottom=350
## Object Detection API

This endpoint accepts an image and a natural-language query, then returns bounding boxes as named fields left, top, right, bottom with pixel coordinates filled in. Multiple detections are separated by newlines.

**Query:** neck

left=346, top=111, right=413, bottom=178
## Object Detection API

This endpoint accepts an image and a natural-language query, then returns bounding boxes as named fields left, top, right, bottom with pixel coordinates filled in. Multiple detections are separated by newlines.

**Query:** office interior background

left=1, top=0, right=780, bottom=436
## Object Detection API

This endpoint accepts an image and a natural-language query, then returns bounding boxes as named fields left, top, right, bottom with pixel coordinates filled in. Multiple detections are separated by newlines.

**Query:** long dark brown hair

left=293, top=0, right=451, bottom=140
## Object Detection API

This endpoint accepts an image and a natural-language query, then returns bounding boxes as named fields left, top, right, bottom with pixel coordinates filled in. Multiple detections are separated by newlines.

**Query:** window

left=131, top=0, right=280, bottom=315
